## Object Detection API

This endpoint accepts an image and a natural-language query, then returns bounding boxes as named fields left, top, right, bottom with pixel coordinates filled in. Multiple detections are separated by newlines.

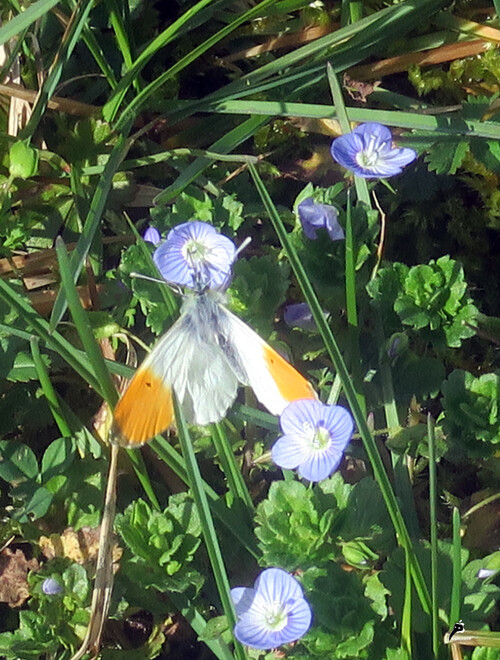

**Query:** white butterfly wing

left=219, top=306, right=317, bottom=416
left=113, top=301, right=239, bottom=446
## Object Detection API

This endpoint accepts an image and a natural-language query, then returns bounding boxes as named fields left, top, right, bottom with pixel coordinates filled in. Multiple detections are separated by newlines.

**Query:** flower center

left=183, top=239, right=209, bottom=268
left=355, top=133, right=381, bottom=170
left=302, top=421, right=331, bottom=451
left=264, top=601, right=288, bottom=631
left=311, top=424, right=331, bottom=450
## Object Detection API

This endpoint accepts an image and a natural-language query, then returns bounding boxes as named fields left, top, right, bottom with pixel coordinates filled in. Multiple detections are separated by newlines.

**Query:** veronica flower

left=231, top=568, right=312, bottom=650
left=284, top=303, right=317, bottom=331
left=331, top=122, right=417, bottom=179
left=272, top=399, right=354, bottom=482
left=153, top=221, right=236, bottom=290
left=42, top=577, right=63, bottom=596
left=298, top=198, right=344, bottom=241
left=143, top=226, right=161, bottom=245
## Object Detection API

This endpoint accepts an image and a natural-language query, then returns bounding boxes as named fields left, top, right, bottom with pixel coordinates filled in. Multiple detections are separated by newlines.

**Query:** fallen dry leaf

left=0, top=546, right=39, bottom=608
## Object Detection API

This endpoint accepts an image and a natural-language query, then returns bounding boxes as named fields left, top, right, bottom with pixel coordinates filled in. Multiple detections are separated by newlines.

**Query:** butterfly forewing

left=220, top=306, right=317, bottom=415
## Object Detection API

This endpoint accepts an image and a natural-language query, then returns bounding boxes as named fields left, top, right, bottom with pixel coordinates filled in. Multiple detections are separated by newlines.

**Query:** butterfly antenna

left=129, top=272, right=166, bottom=285
left=235, top=236, right=251, bottom=258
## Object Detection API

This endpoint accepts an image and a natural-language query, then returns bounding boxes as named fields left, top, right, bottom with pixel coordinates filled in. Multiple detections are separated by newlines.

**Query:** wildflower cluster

left=142, top=127, right=411, bottom=649
left=144, top=220, right=357, bottom=649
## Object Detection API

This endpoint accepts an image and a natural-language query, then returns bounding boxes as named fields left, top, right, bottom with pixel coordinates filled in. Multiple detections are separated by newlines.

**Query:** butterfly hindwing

left=219, top=305, right=317, bottom=416
left=113, top=295, right=240, bottom=446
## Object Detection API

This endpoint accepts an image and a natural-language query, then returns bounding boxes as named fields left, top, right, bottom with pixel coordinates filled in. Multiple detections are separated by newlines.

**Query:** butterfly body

left=113, top=289, right=316, bottom=447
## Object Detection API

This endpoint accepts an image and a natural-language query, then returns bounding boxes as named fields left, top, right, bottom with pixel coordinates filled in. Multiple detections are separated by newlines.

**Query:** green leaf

left=341, top=478, right=394, bottom=554
left=302, top=563, right=377, bottom=657
left=255, top=479, right=344, bottom=570
left=442, top=370, right=500, bottom=457
left=425, top=139, right=468, bottom=175
left=374, top=256, right=478, bottom=349
left=472, top=647, right=500, bottom=660
left=0, top=0, right=60, bottom=47
left=9, top=141, right=39, bottom=179
left=41, top=437, right=76, bottom=483
left=62, top=563, right=90, bottom=603
left=470, top=138, right=500, bottom=175
left=11, top=483, right=53, bottom=522
left=0, top=441, right=39, bottom=484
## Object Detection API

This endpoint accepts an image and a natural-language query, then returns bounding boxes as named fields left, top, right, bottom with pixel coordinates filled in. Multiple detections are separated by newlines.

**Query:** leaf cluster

left=0, top=563, right=90, bottom=660
left=115, top=494, right=204, bottom=596
left=368, top=255, right=478, bottom=349
left=441, top=369, right=500, bottom=458
left=255, top=474, right=393, bottom=572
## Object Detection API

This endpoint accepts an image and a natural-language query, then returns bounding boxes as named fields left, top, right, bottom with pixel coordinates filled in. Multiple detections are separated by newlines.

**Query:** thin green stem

left=30, top=336, right=72, bottom=437
left=55, top=237, right=117, bottom=406
left=450, top=507, right=462, bottom=626
left=428, top=415, right=439, bottom=659
left=211, top=423, right=254, bottom=514
left=173, top=396, right=246, bottom=660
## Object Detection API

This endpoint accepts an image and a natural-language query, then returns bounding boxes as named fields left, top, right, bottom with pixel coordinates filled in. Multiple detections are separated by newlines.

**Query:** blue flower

left=272, top=399, right=354, bottom=481
left=298, top=198, right=344, bottom=241
left=143, top=226, right=161, bottom=245
left=284, top=303, right=317, bottom=331
left=331, top=122, right=417, bottom=179
left=42, top=577, right=63, bottom=596
left=153, top=221, right=236, bottom=290
left=231, top=568, right=312, bottom=650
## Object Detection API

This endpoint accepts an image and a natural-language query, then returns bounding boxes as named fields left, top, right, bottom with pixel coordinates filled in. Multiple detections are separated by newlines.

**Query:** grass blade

left=212, top=423, right=254, bottom=514
left=428, top=415, right=439, bottom=659
left=204, top=99, right=500, bottom=139
left=49, top=119, right=134, bottom=329
left=111, top=0, right=280, bottom=129
left=450, top=507, right=462, bottom=626
left=20, top=0, right=95, bottom=140
left=154, top=115, right=268, bottom=205
left=0, top=279, right=100, bottom=392
left=30, top=336, right=72, bottom=438
left=55, top=237, right=117, bottom=406
left=0, top=0, right=59, bottom=45
left=173, top=395, right=246, bottom=660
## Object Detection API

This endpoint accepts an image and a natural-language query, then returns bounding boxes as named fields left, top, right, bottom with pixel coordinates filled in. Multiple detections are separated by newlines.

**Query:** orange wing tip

left=263, top=344, right=317, bottom=403
left=112, top=366, right=175, bottom=447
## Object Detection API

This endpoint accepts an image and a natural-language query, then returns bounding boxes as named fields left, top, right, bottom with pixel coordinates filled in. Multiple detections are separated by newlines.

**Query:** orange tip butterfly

left=112, top=221, right=316, bottom=447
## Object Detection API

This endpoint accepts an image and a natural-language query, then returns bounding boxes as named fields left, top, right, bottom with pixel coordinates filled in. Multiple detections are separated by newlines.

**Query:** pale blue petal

left=283, top=597, right=313, bottom=639
left=280, top=399, right=325, bottom=435
left=234, top=619, right=276, bottom=649
left=298, top=198, right=344, bottom=242
left=354, top=122, right=392, bottom=146
left=231, top=587, right=256, bottom=615
left=255, top=568, right=304, bottom=605
left=298, top=451, right=337, bottom=482
left=272, top=433, right=308, bottom=469
left=42, top=578, right=63, bottom=595
left=331, top=133, right=365, bottom=170
left=322, top=405, right=354, bottom=445
left=143, top=227, right=161, bottom=244
left=153, top=240, right=192, bottom=287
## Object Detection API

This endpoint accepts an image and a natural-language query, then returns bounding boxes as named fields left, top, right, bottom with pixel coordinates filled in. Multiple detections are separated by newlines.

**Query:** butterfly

left=113, top=288, right=316, bottom=446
